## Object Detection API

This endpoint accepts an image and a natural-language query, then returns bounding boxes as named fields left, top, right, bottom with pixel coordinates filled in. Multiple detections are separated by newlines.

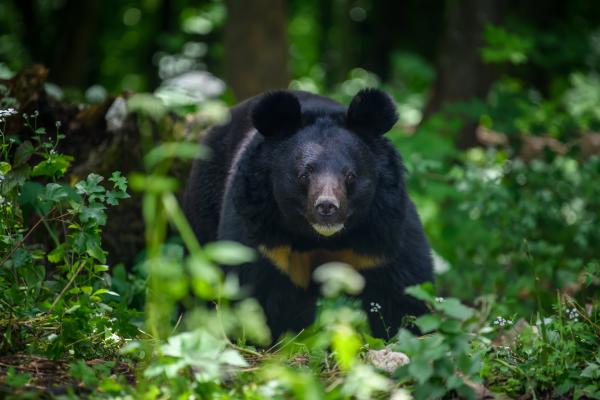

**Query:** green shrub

left=0, top=111, right=136, bottom=359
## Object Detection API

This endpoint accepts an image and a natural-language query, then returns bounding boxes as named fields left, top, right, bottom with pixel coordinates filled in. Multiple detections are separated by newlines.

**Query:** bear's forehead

left=292, top=135, right=360, bottom=162
left=297, top=141, right=325, bottom=158
left=293, top=124, right=360, bottom=148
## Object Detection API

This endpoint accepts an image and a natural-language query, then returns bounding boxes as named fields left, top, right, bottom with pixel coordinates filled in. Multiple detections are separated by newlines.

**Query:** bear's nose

left=315, top=197, right=339, bottom=216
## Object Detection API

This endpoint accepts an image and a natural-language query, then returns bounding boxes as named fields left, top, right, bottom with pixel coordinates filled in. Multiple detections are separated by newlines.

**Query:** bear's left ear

left=346, top=88, right=398, bottom=137
left=251, top=91, right=302, bottom=138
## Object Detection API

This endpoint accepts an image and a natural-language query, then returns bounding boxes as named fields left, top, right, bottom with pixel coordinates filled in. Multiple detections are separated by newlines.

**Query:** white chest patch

left=311, top=223, right=344, bottom=237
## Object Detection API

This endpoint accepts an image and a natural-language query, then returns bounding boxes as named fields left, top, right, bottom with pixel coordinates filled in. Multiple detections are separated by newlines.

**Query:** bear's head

left=250, top=89, right=399, bottom=239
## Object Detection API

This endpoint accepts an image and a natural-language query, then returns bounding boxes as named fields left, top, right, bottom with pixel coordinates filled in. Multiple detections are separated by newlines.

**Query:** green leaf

left=332, top=325, right=362, bottom=371
left=0, top=161, right=11, bottom=174
left=80, top=203, right=107, bottom=225
left=85, top=233, right=106, bottom=262
left=408, top=358, right=434, bottom=385
left=219, top=349, right=249, bottom=367
left=446, top=374, right=464, bottom=390
left=14, top=141, right=34, bottom=166
left=415, top=383, right=446, bottom=400
left=394, top=329, right=422, bottom=355
left=18, top=181, right=45, bottom=210
left=12, top=248, right=32, bottom=269
left=455, top=382, right=476, bottom=400
left=434, top=298, right=474, bottom=321
left=76, top=173, right=106, bottom=202
left=313, top=262, right=366, bottom=297
left=31, top=153, right=72, bottom=177
left=65, top=304, right=81, bottom=314
left=415, top=314, right=442, bottom=333
left=94, top=264, right=109, bottom=272
left=363, top=334, right=386, bottom=350
left=127, top=93, right=166, bottom=120
left=105, top=189, right=130, bottom=206
left=581, top=362, right=600, bottom=379
left=129, top=173, right=179, bottom=193
left=42, top=183, right=79, bottom=204
left=405, top=282, right=435, bottom=303
left=204, top=241, right=256, bottom=265
left=109, top=171, right=128, bottom=191
left=2, top=165, right=30, bottom=197
left=93, top=288, right=120, bottom=297
left=439, top=319, right=462, bottom=334
left=144, top=142, right=210, bottom=169
left=48, top=244, right=65, bottom=263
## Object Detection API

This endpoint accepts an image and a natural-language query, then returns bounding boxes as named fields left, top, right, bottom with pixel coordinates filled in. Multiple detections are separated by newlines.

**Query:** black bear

left=184, top=89, right=433, bottom=339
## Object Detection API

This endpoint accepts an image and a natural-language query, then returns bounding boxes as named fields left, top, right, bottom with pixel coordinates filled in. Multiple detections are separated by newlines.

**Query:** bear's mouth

left=311, top=223, right=344, bottom=237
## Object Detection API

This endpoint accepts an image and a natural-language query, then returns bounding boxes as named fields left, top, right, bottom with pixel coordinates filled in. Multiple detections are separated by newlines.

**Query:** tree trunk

left=50, top=0, right=102, bottom=88
left=224, top=0, right=289, bottom=101
left=423, top=0, right=505, bottom=148
left=327, top=0, right=354, bottom=85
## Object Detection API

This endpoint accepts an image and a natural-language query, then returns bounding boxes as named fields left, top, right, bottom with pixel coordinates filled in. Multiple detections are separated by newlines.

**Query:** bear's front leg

left=233, top=260, right=319, bottom=341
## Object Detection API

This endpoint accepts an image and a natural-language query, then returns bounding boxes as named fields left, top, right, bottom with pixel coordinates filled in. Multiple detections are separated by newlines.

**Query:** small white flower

left=0, top=108, right=18, bottom=122
left=435, top=297, right=445, bottom=303
left=493, top=316, right=512, bottom=328
left=0, top=108, right=17, bottom=117
left=55, top=121, right=62, bottom=128
left=369, top=302, right=382, bottom=313
left=567, top=307, right=579, bottom=321
left=106, top=332, right=122, bottom=343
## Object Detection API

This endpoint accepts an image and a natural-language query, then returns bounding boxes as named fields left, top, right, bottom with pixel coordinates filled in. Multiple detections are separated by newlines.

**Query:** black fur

left=347, top=88, right=399, bottom=136
left=184, top=89, right=433, bottom=340
left=251, top=91, right=302, bottom=138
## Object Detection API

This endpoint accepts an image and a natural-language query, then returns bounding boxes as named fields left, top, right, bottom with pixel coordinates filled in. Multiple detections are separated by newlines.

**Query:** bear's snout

left=315, top=196, right=339, bottom=216
left=307, top=174, right=348, bottom=236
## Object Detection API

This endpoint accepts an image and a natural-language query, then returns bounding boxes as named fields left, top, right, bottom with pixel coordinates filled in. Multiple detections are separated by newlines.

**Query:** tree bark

left=423, top=0, right=505, bottom=148
left=50, top=0, right=102, bottom=88
left=224, top=0, right=289, bottom=101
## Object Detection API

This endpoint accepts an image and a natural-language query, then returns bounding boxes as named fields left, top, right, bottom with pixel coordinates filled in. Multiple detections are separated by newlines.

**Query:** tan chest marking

left=258, top=245, right=384, bottom=288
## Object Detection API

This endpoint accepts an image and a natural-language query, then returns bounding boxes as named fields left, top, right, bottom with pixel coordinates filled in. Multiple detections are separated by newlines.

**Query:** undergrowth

left=0, top=92, right=598, bottom=399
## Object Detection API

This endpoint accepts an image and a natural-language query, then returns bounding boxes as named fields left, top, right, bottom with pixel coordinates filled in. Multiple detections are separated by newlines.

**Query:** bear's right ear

left=251, top=91, right=302, bottom=138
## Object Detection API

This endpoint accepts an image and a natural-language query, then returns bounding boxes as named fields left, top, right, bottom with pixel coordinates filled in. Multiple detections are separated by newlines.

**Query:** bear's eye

left=298, top=172, right=310, bottom=185
left=298, top=165, right=313, bottom=185
left=346, top=172, right=356, bottom=185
